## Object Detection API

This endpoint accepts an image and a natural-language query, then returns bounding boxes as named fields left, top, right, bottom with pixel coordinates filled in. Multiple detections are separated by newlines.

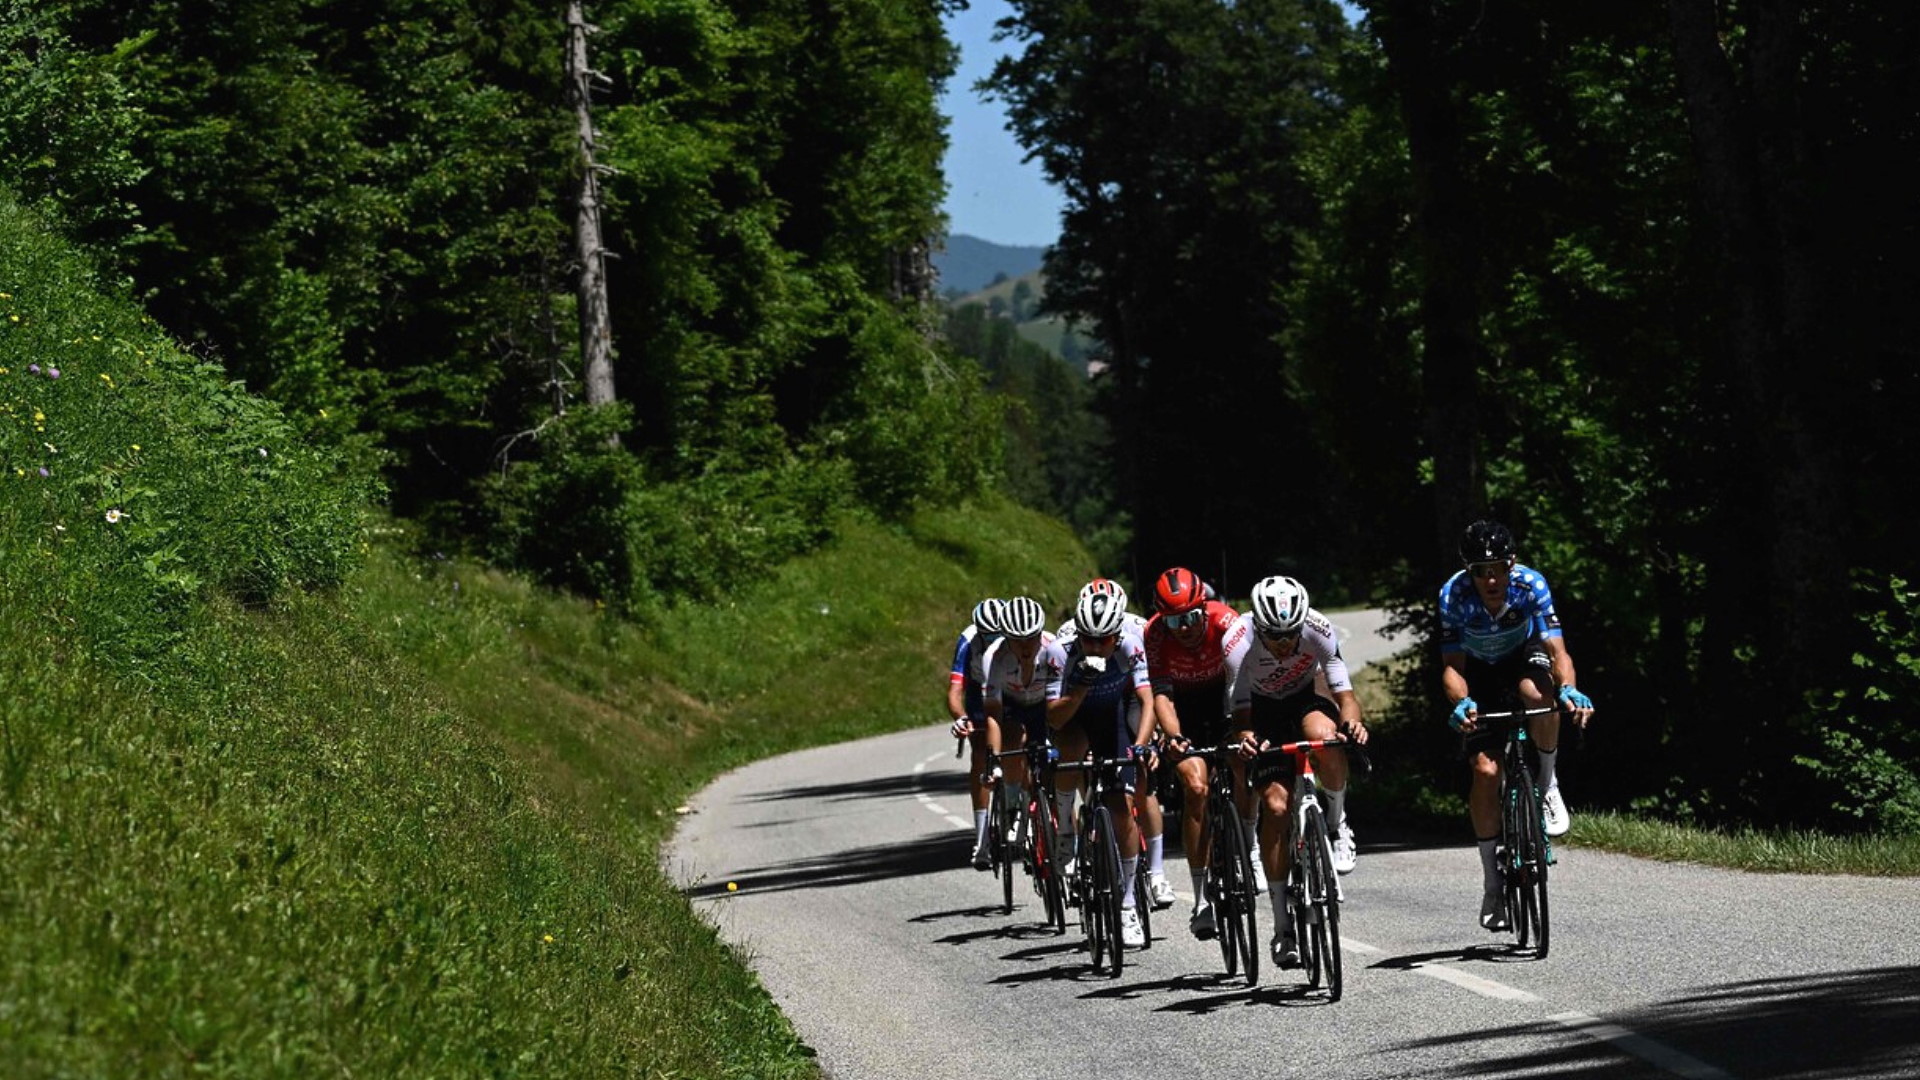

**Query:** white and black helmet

left=1249, top=575, right=1309, bottom=635
left=971, top=597, right=1008, bottom=635
left=1074, top=583, right=1129, bottom=637
left=1003, top=596, right=1046, bottom=639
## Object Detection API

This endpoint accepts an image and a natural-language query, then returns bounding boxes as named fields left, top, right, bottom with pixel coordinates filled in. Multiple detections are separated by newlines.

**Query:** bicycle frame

left=992, top=743, right=1069, bottom=933
left=1054, top=752, right=1140, bottom=977
left=1178, top=744, right=1260, bottom=986
left=1471, top=707, right=1557, bottom=956
left=1253, top=738, right=1351, bottom=1000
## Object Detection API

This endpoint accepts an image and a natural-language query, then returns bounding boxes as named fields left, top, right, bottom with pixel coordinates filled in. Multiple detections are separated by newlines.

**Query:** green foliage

left=483, top=403, right=853, bottom=611
left=1799, top=574, right=1920, bottom=835
left=0, top=190, right=376, bottom=670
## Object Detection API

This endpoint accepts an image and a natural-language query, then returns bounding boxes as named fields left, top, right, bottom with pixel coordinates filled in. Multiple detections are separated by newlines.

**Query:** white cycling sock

left=1535, top=747, right=1559, bottom=792
left=1146, top=833, right=1165, bottom=877
left=1323, top=785, right=1348, bottom=836
left=974, top=809, right=989, bottom=849
left=1120, top=857, right=1139, bottom=909
left=1190, top=866, right=1207, bottom=900
left=1478, top=836, right=1502, bottom=893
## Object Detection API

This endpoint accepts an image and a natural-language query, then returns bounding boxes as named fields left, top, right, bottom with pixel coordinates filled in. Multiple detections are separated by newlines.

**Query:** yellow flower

left=32, top=410, right=43, bottom=422
left=131, top=444, right=141, bottom=452
left=541, top=934, right=554, bottom=944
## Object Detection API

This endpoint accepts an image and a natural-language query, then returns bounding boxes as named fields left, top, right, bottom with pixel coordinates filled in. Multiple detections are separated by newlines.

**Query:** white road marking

left=1550, top=1011, right=1736, bottom=1080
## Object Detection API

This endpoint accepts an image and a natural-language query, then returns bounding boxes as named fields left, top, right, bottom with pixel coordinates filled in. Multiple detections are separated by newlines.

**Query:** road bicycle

left=1253, top=736, right=1366, bottom=1000
left=991, top=742, right=1070, bottom=933
left=1469, top=706, right=1558, bottom=957
left=1175, top=743, right=1261, bottom=986
left=1055, top=749, right=1143, bottom=977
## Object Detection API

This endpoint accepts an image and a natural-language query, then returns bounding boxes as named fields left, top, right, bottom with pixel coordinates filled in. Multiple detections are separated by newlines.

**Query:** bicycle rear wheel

left=1300, top=804, right=1343, bottom=1000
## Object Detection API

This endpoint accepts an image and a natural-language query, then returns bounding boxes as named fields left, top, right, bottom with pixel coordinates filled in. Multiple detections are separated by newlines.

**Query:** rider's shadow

left=1152, top=973, right=1329, bottom=1013
left=1372, top=943, right=1537, bottom=968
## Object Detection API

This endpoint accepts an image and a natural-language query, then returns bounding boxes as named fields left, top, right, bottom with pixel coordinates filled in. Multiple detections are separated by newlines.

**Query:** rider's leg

left=1304, top=709, right=1349, bottom=835
left=1470, top=749, right=1503, bottom=894
left=1134, top=785, right=1166, bottom=884
left=1113, top=785, right=1142, bottom=912
left=1178, top=755, right=1209, bottom=897
left=1261, top=779, right=1294, bottom=928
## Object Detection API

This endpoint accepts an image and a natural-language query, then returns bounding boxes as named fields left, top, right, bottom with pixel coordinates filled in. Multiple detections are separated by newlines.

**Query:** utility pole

left=565, top=1, right=617, bottom=416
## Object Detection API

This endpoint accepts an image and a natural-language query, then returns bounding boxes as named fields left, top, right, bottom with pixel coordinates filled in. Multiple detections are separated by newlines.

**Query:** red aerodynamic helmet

left=1153, top=567, right=1206, bottom=614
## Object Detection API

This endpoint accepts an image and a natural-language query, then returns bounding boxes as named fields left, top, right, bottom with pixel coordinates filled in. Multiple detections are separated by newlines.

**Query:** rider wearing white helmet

left=1223, top=574, right=1369, bottom=968
left=949, top=598, right=1008, bottom=869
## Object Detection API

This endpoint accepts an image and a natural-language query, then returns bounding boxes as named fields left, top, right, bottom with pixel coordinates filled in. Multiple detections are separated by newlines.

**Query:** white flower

left=105, top=509, right=125, bottom=524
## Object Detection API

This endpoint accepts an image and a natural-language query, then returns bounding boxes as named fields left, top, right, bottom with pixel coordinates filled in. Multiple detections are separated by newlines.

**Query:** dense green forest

left=3, top=0, right=1916, bottom=845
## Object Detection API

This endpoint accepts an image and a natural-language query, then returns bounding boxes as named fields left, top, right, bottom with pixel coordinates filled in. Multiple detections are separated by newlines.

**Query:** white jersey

left=1223, top=609, right=1352, bottom=714
left=981, top=633, right=1067, bottom=708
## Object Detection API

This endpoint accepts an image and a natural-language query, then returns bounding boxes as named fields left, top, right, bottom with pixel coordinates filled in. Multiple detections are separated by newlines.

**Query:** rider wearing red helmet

left=1141, top=567, right=1246, bottom=939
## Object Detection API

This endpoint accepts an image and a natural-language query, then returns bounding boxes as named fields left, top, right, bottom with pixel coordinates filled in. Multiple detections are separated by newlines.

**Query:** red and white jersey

left=981, top=633, right=1068, bottom=707
left=1142, top=600, right=1240, bottom=694
left=1223, top=608, right=1352, bottom=714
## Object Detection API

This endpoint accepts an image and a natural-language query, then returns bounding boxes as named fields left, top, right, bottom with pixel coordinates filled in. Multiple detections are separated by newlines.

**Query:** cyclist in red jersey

left=1142, top=567, right=1249, bottom=939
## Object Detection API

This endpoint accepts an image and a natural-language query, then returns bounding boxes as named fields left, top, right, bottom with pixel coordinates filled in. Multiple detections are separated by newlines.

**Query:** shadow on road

left=1392, top=964, right=1920, bottom=1080
left=682, top=830, right=963, bottom=898
left=746, top=770, right=969, bottom=803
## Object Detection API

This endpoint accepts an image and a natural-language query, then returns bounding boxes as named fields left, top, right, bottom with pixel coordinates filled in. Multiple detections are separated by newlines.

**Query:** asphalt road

left=662, top=612, right=1920, bottom=1080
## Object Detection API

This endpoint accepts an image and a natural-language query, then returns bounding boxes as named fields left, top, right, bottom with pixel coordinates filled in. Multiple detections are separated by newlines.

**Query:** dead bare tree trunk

left=566, top=1, right=617, bottom=416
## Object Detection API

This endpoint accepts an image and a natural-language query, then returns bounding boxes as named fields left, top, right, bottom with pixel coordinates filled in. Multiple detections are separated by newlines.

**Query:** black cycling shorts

left=1246, top=691, right=1340, bottom=790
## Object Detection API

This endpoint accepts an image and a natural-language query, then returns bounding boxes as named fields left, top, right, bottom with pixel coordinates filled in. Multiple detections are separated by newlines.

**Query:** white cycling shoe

left=1120, top=907, right=1146, bottom=948
left=1542, top=786, right=1571, bottom=837
left=1331, top=822, right=1357, bottom=875
left=1148, top=875, right=1177, bottom=910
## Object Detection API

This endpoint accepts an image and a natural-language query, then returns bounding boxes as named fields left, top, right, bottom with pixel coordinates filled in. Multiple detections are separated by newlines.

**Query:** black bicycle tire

left=1514, top=759, right=1551, bottom=957
left=1035, top=797, right=1068, bottom=933
left=1207, top=793, right=1241, bottom=976
left=1078, top=813, right=1101, bottom=963
left=1302, top=803, right=1343, bottom=1000
left=1226, top=803, right=1260, bottom=987
left=993, top=785, right=1016, bottom=914
left=1500, top=748, right=1528, bottom=947
left=1092, top=805, right=1125, bottom=976
left=1134, top=859, right=1153, bottom=949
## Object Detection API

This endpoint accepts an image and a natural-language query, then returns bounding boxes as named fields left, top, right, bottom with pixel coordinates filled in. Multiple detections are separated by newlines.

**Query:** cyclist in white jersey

left=1047, top=583, right=1160, bottom=948
left=1052, top=579, right=1174, bottom=913
left=948, top=598, right=1007, bottom=869
left=1223, top=575, right=1369, bottom=969
left=981, top=597, right=1068, bottom=839
left=1439, top=519, right=1595, bottom=930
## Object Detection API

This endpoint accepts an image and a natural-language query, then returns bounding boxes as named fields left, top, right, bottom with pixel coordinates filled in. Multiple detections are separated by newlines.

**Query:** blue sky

left=937, top=1, right=1360, bottom=249
left=938, top=1, right=1061, bottom=248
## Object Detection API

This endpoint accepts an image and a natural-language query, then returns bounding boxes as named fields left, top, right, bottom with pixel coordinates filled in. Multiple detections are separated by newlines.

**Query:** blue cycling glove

left=1558, top=685, right=1594, bottom=710
left=1449, top=697, right=1476, bottom=731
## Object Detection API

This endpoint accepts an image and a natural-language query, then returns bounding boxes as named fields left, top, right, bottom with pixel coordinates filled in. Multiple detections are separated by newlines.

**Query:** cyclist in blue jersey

left=1438, top=520, right=1596, bottom=931
left=1047, top=582, right=1159, bottom=948
left=948, top=597, right=1008, bottom=869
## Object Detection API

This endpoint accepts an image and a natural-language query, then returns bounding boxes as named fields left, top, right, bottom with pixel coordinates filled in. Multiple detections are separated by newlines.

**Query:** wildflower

left=37, top=467, right=48, bottom=478
left=28, top=364, right=39, bottom=375
left=100, top=373, right=113, bottom=386
left=105, top=509, right=125, bottom=524
left=131, top=444, right=140, bottom=452
left=542, top=934, right=554, bottom=944
left=32, top=410, right=43, bottom=422
left=257, top=447, right=268, bottom=458
left=46, top=368, right=58, bottom=379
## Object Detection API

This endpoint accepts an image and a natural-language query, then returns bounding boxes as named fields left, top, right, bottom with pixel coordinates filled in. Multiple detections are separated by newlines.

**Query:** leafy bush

left=0, top=190, right=376, bottom=667
left=1798, top=572, right=1920, bottom=834
left=483, top=403, right=853, bottom=610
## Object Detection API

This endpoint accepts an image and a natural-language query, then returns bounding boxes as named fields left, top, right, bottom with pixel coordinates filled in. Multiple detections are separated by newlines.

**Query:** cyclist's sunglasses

left=1258, top=627, right=1302, bottom=644
left=1079, top=632, right=1117, bottom=645
left=1163, top=608, right=1206, bottom=630
left=1466, top=559, right=1512, bottom=579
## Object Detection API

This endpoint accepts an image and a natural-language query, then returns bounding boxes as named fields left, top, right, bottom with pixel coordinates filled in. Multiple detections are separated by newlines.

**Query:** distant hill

left=933, top=234, right=1047, bottom=295
left=949, top=268, right=1096, bottom=370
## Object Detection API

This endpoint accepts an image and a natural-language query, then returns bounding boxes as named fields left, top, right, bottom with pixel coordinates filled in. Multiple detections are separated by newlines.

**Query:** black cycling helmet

left=1459, top=519, right=1516, bottom=564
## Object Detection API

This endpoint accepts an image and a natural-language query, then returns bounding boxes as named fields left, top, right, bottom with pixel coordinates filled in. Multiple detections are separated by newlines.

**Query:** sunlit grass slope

left=0, top=189, right=1094, bottom=1076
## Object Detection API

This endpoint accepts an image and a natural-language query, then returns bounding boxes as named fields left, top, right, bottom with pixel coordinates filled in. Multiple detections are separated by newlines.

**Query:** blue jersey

left=1046, top=627, right=1150, bottom=713
left=1438, top=563, right=1564, bottom=663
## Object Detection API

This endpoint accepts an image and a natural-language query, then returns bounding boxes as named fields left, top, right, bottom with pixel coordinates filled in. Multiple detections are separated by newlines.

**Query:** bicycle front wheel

left=1300, top=803, right=1343, bottom=1000
left=1508, top=761, right=1551, bottom=957
left=1089, top=806, right=1125, bottom=977
left=1034, top=798, right=1068, bottom=933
